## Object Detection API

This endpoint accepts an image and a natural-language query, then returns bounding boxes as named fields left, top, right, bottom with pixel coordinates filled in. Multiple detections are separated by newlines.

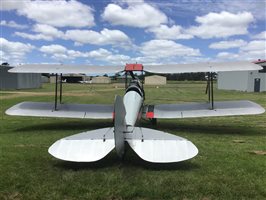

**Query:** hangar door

left=254, top=78, right=260, bottom=92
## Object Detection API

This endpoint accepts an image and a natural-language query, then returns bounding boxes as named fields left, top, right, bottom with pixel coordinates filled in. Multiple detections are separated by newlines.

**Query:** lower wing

left=5, top=102, right=113, bottom=119
left=143, top=100, right=265, bottom=119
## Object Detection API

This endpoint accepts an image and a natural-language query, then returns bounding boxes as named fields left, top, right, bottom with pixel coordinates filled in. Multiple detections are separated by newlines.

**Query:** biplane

left=6, top=61, right=265, bottom=163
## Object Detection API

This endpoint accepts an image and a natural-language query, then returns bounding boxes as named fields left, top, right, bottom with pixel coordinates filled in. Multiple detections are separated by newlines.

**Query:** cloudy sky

left=1, top=0, right=265, bottom=65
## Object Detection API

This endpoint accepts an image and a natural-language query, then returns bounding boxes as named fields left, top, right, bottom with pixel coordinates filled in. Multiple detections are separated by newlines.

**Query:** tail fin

left=114, top=95, right=126, bottom=158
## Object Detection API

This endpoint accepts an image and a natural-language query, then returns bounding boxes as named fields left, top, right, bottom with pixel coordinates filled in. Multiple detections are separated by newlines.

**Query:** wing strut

left=210, top=72, right=214, bottom=109
left=54, top=74, right=58, bottom=110
left=206, top=72, right=214, bottom=109
left=59, top=73, right=63, bottom=104
left=205, top=73, right=210, bottom=101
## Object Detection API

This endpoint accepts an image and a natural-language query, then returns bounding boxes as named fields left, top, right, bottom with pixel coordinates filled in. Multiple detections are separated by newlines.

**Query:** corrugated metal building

left=145, top=75, right=166, bottom=85
left=218, top=60, right=266, bottom=92
left=0, top=65, right=41, bottom=90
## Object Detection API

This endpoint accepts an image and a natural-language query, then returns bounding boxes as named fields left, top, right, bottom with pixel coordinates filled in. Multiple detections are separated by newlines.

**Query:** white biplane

left=6, top=62, right=265, bottom=163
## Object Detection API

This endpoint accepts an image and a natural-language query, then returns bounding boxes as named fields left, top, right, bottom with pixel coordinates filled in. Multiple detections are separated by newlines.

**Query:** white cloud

left=0, top=20, right=28, bottom=29
left=40, top=45, right=67, bottom=55
left=152, top=0, right=265, bottom=21
left=114, top=0, right=145, bottom=5
left=126, top=39, right=203, bottom=64
left=15, top=32, right=55, bottom=41
left=240, top=40, right=265, bottom=52
left=252, top=31, right=266, bottom=40
left=0, top=0, right=28, bottom=10
left=106, top=54, right=130, bottom=63
left=40, top=44, right=74, bottom=60
left=33, top=24, right=64, bottom=38
left=140, top=39, right=201, bottom=58
left=87, top=48, right=112, bottom=59
left=187, top=11, right=254, bottom=39
left=87, top=48, right=131, bottom=64
left=130, top=56, right=159, bottom=65
left=102, top=2, right=167, bottom=28
left=217, top=52, right=240, bottom=60
left=147, top=25, right=193, bottom=40
left=242, top=50, right=266, bottom=60
left=38, top=45, right=131, bottom=64
left=67, top=50, right=88, bottom=58
left=65, top=28, right=130, bottom=46
left=2, top=0, right=94, bottom=28
left=209, top=39, right=247, bottom=49
left=0, top=50, right=9, bottom=63
left=15, top=24, right=64, bottom=41
left=0, top=37, right=34, bottom=63
left=216, top=40, right=266, bottom=61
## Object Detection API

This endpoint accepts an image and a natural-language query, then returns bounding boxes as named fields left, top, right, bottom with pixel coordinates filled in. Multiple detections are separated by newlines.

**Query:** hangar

left=92, top=76, right=111, bottom=84
left=145, top=75, right=166, bottom=85
left=49, top=74, right=89, bottom=83
left=218, top=60, right=266, bottom=92
left=0, top=64, right=41, bottom=90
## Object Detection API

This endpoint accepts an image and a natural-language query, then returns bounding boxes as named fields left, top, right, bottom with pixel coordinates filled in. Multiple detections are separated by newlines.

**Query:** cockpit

left=125, top=78, right=144, bottom=98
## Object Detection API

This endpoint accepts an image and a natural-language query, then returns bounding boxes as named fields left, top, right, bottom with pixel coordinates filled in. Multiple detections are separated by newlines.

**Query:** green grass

left=0, top=82, right=266, bottom=200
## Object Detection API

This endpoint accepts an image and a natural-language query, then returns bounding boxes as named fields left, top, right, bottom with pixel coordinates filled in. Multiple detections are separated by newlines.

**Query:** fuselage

left=123, top=79, right=144, bottom=127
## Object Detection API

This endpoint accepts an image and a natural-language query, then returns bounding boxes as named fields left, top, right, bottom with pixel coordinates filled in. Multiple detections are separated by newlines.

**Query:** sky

left=0, top=0, right=265, bottom=66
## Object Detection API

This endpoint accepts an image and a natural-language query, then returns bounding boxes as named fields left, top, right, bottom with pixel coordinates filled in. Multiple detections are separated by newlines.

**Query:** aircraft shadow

left=141, top=121, right=264, bottom=136
left=15, top=119, right=263, bottom=136
left=15, top=120, right=113, bottom=133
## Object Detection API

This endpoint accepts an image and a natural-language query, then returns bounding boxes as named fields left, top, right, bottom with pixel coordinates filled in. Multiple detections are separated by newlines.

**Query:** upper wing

left=5, top=102, right=113, bottom=119
left=143, top=100, right=265, bottom=119
left=8, top=64, right=123, bottom=75
left=144, top=61, right=262, bottom=74
left=9, top=61, right=262, bottom=75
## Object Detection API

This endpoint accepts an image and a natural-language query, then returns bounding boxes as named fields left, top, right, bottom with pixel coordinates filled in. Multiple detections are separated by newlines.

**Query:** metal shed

left=145, top=75, right=166, bottom=85
left=0, top=65, right=41, bottom=90
left=218, top=60, right=266, bottom=92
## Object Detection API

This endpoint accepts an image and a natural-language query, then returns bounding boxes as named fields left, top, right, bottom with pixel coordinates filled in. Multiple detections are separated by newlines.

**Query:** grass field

left=0, top=82, right=265, bottom=200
